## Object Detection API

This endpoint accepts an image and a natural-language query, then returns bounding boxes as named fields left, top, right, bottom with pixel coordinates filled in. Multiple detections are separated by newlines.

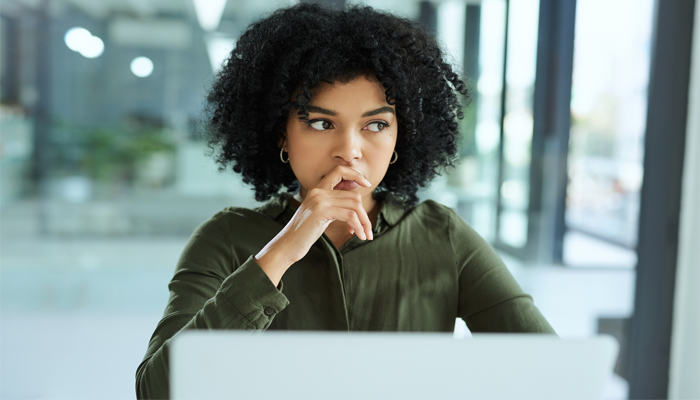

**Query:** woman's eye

left=309, top=120, right=333, bottom=131
left=365, top=122, right=389, bottom=132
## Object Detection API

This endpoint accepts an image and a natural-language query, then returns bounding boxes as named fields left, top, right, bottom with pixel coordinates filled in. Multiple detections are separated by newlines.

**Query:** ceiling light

left=80, top=36, right=104, bottom=58
left=64, top=27, right=104, bottom=58
left=64, top=27, right=92, bottom=52
left=192, top=0, right=227, bottom=31
left=131, top=57, right=154, bottom=78
left=204, top=35, right=235, bottom=73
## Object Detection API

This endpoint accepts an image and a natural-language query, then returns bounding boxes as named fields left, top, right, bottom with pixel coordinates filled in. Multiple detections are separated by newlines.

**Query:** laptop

left=170, top=331, right=618, bottom=400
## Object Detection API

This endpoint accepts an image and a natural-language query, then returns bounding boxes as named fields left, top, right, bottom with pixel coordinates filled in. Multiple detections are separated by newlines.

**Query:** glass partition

left=564, top=0, right=654, bottom=268
left=497, top=0, right=540, bottom=248
left=417, top=0, right=507, bottom=243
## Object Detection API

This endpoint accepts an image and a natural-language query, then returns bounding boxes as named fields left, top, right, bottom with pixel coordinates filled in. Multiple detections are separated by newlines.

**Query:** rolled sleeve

left=220, top=255, right=290, bottom=329
left=136, top=210, right=291, bottom=399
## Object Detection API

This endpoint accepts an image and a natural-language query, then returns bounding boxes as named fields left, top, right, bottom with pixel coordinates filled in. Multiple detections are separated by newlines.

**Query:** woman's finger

left=307, top=188, right=373, bottom=240
left=340, top=209, right=366, bottom=240
left=317, top=165, right=372, bottom=191
left=327, top=197, right=372, bottom=240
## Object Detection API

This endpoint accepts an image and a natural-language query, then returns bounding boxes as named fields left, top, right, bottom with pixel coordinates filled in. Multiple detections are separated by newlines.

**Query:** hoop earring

left=390, top=150, right=398, bottom=164
left=280, top=147, right=289, bottom=163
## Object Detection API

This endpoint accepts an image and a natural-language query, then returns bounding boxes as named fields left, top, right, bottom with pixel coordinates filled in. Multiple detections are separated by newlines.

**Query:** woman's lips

left=333, top=180, right=359, bottom=190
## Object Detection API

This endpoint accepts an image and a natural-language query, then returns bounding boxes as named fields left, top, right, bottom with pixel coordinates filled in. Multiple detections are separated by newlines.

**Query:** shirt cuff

left=218, top=255, right=290, bottom=329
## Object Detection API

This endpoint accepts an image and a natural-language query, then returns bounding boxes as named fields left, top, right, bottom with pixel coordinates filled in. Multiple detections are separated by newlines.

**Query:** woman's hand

left=254, top=165, right=373, bottom=286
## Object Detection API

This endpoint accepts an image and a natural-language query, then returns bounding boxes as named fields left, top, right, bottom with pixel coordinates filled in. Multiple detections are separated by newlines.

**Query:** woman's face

left=282, top=75, right=398, bottom=203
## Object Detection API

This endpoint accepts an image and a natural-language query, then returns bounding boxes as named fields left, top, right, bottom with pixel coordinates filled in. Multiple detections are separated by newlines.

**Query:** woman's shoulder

left=190, top=201, right=284, bottom=240
left=413, top=198, right=454, bottom=215
left=403, top=198, right=458, bottom=226
left=405, top=198, right=485, bottom=242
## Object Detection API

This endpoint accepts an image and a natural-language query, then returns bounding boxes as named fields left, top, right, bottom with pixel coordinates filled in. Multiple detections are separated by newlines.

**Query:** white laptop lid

left=170, top=331, right=618, bottom=400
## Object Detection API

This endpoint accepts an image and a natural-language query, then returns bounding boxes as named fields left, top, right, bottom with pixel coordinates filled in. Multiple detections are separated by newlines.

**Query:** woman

left=136, top=3, right=555, bottom=398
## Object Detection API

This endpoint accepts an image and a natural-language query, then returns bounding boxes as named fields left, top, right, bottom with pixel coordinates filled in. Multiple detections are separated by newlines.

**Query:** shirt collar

left=255, top=191, right=405, bottom=232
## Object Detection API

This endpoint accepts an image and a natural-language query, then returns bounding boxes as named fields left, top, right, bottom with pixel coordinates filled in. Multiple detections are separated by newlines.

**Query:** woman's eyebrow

left=307, top=105, right=337, bottom=116
left=362, top=106, right=395, bottom=117
left=306, top=105, right=395, bottom=117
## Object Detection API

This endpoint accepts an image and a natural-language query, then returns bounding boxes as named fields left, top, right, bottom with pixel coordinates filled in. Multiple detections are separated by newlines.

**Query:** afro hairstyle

left=203, top=3, right=470, bottom=208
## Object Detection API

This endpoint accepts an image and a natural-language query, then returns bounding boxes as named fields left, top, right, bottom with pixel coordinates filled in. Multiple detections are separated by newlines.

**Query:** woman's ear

left=278, top=132, right=287, bottom=148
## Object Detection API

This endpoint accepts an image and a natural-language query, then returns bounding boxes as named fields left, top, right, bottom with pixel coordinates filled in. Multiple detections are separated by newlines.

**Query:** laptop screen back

left=170, top=331, right=618, bottom=400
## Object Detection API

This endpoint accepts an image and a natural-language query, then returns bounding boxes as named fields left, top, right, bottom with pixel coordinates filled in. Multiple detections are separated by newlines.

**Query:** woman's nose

left=333, top=128, right=362, bottom=162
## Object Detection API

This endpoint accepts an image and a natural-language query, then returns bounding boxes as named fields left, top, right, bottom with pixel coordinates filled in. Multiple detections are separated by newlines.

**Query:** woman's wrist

left=254, top=239, right=295, bottom=287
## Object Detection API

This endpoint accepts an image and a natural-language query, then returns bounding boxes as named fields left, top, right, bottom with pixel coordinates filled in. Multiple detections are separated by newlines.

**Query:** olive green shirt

left=135, top=192, right=555, bottom=399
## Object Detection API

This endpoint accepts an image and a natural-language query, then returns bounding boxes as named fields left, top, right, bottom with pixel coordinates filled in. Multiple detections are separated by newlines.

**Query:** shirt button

left=264, top=307, right=275, bottom=316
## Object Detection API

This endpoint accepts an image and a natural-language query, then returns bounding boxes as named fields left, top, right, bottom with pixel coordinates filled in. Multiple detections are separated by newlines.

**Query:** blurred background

left=0, top=0, right=698, bottom=399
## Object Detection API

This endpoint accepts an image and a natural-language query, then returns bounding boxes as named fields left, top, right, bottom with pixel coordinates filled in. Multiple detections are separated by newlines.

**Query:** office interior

left=0, top=0, right=697, bottom=398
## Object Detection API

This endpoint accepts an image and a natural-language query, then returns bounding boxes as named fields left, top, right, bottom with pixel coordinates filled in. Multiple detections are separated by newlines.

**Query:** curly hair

left=203, top=3, right=469, bottom=208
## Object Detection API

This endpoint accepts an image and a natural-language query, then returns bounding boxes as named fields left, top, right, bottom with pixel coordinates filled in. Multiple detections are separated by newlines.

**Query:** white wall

left=668, top=2, right=700, bottom=398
